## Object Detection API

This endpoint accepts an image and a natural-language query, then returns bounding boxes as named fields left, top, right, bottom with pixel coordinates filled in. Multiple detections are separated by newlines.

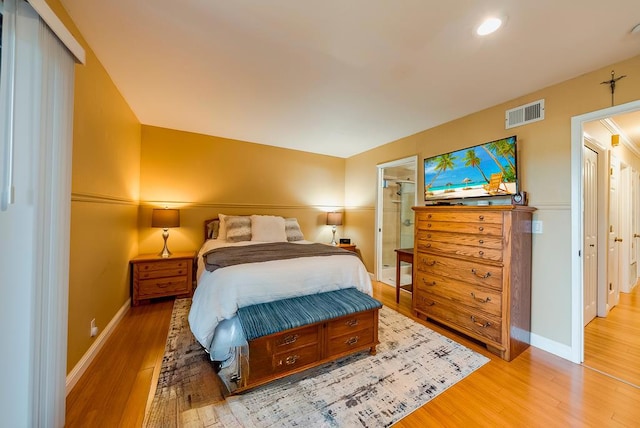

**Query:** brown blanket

left=203, top=242, right=357, bottom=272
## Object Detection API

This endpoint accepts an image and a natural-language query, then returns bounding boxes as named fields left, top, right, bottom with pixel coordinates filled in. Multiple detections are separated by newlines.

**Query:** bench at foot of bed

left=232, top=288, right=382, bottom=394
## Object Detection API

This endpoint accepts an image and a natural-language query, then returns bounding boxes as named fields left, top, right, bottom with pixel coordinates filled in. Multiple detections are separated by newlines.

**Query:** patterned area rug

left=145, top=299, right=489, bottom=427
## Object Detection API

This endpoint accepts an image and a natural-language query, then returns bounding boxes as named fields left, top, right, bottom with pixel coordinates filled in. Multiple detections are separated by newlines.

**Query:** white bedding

left=188, top=239, right=373, bottom=354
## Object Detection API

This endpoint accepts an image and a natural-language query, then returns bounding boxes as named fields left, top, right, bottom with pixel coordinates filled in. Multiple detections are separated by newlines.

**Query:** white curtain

left=0, top=0, right=76, bottom=426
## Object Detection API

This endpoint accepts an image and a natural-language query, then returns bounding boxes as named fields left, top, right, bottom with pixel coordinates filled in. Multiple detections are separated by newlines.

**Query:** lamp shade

left=152, top=209, right=180, bottom=228
left=326, top=212, right=343, bottom=226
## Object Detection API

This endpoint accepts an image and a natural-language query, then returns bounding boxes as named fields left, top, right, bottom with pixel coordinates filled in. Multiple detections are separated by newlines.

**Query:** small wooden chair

left=483, top=173, right=509, bottom=194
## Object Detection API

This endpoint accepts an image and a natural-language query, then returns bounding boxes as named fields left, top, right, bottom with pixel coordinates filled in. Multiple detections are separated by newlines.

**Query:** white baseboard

left=530, top=332, right=575, bottom=363
left=66, top=299, right=131, bottom=395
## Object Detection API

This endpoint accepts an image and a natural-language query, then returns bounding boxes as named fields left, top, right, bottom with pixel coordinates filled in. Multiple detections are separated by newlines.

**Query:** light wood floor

left=66, top=282, right=640, bottom=427
left=584, top=284, right=640, bottom=387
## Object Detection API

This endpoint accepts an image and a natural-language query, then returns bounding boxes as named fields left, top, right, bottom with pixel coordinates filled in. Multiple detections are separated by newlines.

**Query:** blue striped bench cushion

left=237, top=288, right=382, bottom=341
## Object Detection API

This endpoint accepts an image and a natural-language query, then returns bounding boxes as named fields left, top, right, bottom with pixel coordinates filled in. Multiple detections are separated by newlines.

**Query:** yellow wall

left=44, top=0, right=142, bottom=372
left=346, top=54, right=640, bottom=347
left=138, top=126, right=346, bottom=254
left=41, top=0, right=640, bottom=371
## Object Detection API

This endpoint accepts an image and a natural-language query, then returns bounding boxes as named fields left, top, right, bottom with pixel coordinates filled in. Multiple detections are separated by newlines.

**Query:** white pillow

left=250, top=215, right=287, bottom=242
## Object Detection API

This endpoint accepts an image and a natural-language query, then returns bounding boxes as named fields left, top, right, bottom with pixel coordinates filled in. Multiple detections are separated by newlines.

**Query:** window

left=1, top=1, right=4, bottom=73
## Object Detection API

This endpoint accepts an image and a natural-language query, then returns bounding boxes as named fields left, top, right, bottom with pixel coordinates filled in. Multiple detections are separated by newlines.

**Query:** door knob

left=634, top=234, right=640, bottom=238
left=614, top=237, right=623, bottom=242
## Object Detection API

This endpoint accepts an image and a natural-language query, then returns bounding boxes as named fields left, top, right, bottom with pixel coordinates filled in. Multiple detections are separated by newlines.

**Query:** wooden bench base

left=233, top=307, right=380, bottom=394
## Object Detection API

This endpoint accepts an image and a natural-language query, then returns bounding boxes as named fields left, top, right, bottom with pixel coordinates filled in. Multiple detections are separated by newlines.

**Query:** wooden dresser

left=412, top=205, right=535, bottom=361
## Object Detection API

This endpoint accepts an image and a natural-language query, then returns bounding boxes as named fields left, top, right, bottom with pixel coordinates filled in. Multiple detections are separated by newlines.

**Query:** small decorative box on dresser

left=130, top=251, right=196, bottom=306
left=412, top=205, right=536, bottom=361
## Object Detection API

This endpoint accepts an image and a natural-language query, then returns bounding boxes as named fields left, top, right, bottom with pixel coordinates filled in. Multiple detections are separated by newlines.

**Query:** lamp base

left=330, top=226, right=337, bottom=246
left=158, top=228, right=172, bottom=258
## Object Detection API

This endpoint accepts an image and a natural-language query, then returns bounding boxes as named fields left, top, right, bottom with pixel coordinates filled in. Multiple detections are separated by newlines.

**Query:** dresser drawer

left=138, top=277, right=189, bottom=297
left=137, top=259, right=190, bottom=272
left=414, top=272, right=502, bottom=317
left=417, top=230, right=503, bottom=249
left=417, top=220, right=503, bottom=236
left=416, top=239, right=503, bottom=262
left=327, top=311, right=375, bottom=338
left=414, top=293, right=502, bottom=344
left=327, top=327, right=374, bottom=356
left=414, top=254, right=503, bottom=290
left=417, top=211, right=503, bottom=224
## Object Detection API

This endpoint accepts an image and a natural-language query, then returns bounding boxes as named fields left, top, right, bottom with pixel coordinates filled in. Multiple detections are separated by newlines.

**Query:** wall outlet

left=532, top=220, right=543, bottom=234
left=90, top=318, right=98, bottom=337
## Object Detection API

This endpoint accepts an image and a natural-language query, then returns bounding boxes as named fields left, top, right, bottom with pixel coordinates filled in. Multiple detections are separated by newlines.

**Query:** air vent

left=505, top=99, right=545, bottom=129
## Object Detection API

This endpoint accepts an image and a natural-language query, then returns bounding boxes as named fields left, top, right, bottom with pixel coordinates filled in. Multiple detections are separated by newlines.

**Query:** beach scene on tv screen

left=424, top=136, right=517, bottom=201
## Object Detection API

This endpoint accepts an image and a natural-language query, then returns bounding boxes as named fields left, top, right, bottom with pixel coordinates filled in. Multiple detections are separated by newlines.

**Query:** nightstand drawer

left=138, top=259, right=189, bottom=272
left=138, top=277, right=189, bottom=297
left=138, top=267, right=188, bottom=280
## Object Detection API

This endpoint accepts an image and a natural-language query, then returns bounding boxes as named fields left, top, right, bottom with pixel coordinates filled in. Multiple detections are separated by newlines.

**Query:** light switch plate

left=532, top=220, right=543, bottom=234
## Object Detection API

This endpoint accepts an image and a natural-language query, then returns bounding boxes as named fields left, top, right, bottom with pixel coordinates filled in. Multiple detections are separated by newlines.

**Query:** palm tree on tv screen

left=463, top=149, right=489, bottom=184
left=425, top=153, right=457, bottom=191
left=481, top=137, right=516, bottom=182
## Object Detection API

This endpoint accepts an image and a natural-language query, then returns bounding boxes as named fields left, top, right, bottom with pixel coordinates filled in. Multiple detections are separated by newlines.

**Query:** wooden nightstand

left=337, top=243, right=357, bottom=252
left=130, top=251, right=196, bottom=306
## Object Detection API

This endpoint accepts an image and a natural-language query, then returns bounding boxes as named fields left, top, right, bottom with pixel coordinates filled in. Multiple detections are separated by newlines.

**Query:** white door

left=619, top=164, right=632, bottom=293
left=633, top=169, right=640, bottom=284
left=583, top=145, right=598, bottom=325
left=607, top=154, right=620, bottom=311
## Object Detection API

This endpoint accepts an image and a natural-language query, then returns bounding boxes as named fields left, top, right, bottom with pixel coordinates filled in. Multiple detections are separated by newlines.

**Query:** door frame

left=570, top=99, right=640, bottom=363
left=375, top=155, right=418, bottom=283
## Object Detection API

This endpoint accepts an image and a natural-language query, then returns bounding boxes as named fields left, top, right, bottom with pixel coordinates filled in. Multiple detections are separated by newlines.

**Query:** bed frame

left=199, top=217, right=381, bottom=394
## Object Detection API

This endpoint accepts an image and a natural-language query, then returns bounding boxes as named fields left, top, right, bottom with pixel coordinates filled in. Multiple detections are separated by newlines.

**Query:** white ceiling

left=58, top=0, right=640, bottom=158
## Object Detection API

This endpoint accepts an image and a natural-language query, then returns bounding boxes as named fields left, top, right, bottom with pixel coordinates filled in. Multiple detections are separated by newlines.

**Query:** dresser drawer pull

left=346, top=319, right=359, bottom=327
left=419, top=296, right=435, bottom=306
left=427, top=214, right=432, bottom=219
left=471, top=268, right=491, bottom=279
left=427, top=233, right=431, bottom=238
left=425, top=243, right=431, bottom=248
left=281, top=334, right=299, bottom=345
left=479, top=215, right=484, bottom=221
left=281, top=355, right=300, bottom=366
left=422, top=278, right=436, bottom=286
left=427, top=223, right=432, bottom=228
left=421, top=259, right=436, bottom=267
left=345, top=336, right=360, bottom=346
left=479, top=239, right=484, bottom=244
left=478, top=250, right=484, bottom=256
left=470, top=292, right=491, bottom=303
left=478, top=226, right=484, bottom=232
left=470, top=316, right=491, bottom=328
left=157, top=281, right=173, bottom=288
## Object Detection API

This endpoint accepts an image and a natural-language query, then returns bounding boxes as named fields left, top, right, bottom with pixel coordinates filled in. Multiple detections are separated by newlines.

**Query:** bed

left=188, top=214, right=373, bottom=392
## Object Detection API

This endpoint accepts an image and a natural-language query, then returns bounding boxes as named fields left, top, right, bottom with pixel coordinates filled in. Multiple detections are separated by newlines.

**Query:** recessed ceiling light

left=476, top=17, right=503, bottom=36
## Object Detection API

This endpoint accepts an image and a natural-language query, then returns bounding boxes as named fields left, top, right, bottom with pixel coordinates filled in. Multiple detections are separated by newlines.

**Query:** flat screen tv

left=424, top=135, right=517, bottom=202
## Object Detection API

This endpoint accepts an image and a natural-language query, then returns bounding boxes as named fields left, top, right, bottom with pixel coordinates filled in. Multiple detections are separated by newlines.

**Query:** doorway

left=376, top=156, right=418, bottom=288
left=571, top=99, right=640, bottom=386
